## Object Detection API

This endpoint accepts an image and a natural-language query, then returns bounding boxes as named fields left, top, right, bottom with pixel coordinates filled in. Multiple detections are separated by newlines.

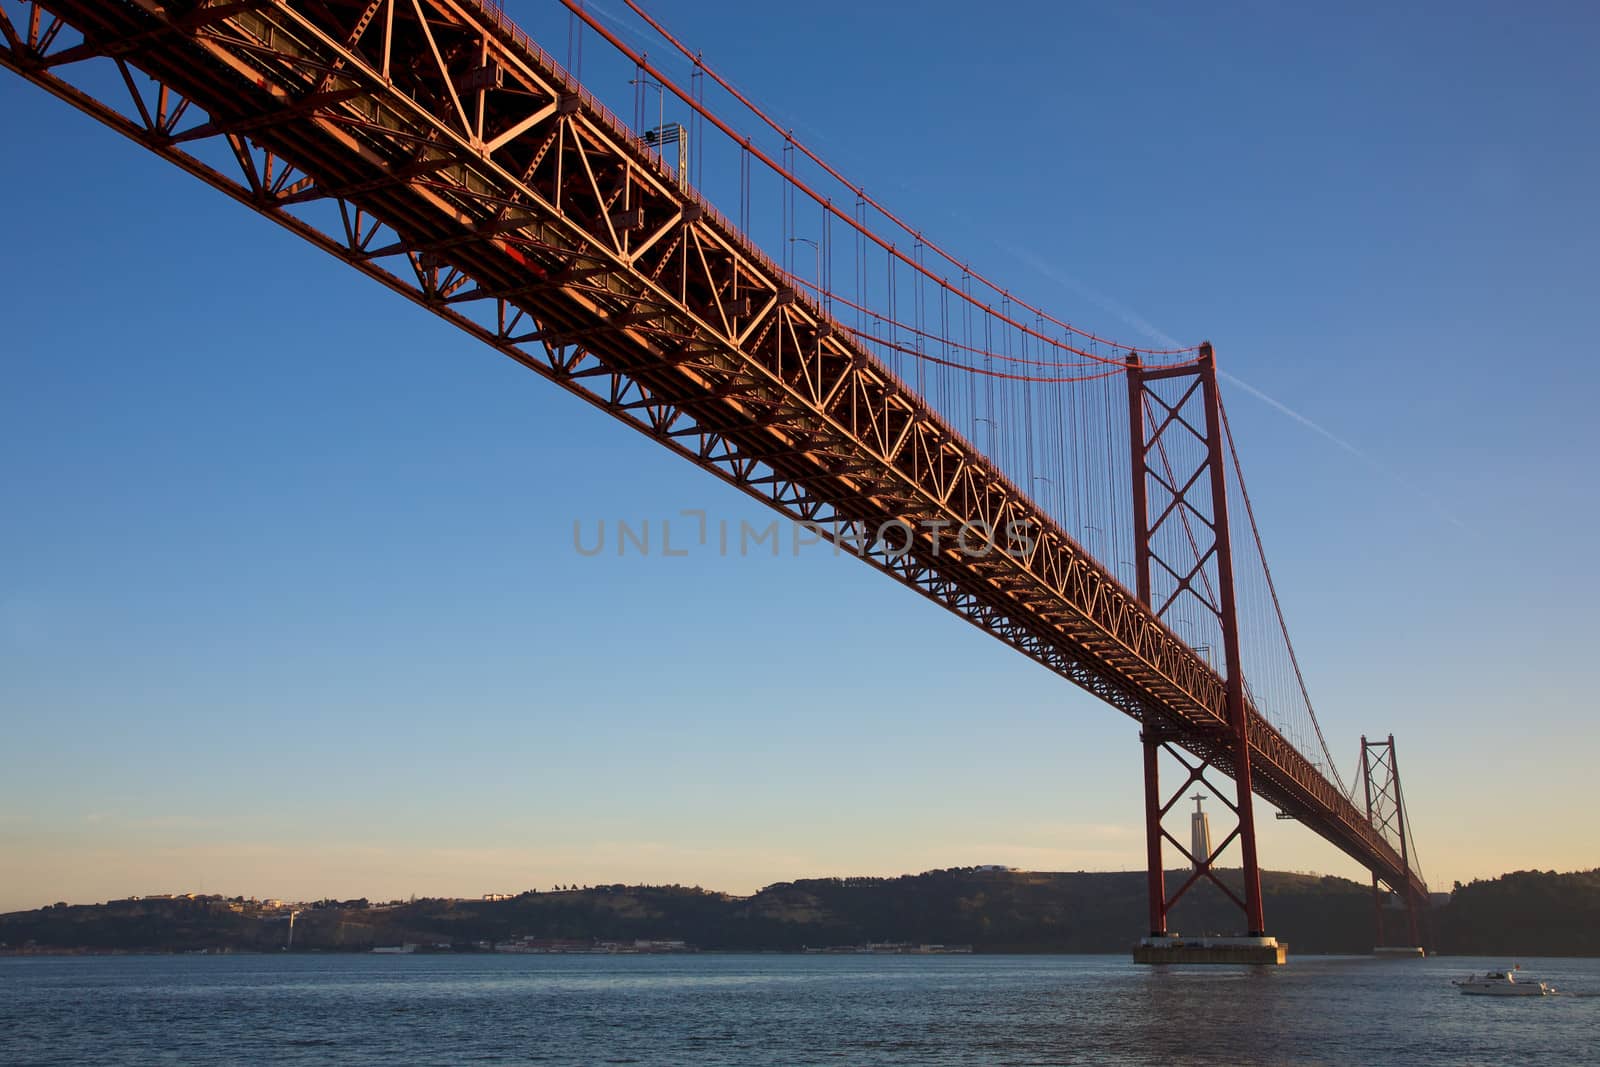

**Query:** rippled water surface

left=3, top=953, right=1596, bottom=1065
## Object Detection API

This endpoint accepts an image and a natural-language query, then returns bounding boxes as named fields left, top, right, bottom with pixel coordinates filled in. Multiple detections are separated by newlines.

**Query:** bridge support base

left=1373, top=946, right=1426, bottom=959
left=1133, top=936, right=1287, bottom=965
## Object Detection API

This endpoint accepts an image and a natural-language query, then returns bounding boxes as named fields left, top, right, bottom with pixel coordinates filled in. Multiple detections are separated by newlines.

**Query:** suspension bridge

left=0, top=0, right=1427, bottom=961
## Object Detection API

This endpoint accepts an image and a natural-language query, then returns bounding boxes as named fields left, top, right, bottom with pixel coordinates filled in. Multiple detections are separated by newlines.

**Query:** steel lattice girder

left=0, top=0, right=1424, bottom=902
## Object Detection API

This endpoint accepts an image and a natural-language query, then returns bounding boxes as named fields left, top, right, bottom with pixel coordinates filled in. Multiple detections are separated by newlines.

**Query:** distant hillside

left=1434, top=869, right=1600, bottom=957
left=3, top=867, right=1595, bottom=956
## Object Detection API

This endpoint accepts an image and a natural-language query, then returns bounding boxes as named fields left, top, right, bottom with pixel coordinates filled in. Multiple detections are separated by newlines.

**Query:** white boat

left=1452, top=969, right=1553, bottom=996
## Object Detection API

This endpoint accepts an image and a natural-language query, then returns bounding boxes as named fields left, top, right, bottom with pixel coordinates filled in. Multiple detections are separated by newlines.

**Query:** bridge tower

left=1127, top=345, right=1278, bottom=961
left=1361, top=735, right=1427, bottom=954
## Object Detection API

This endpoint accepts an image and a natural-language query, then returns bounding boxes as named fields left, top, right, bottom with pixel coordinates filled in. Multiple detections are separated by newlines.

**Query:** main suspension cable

left=1219, top=396, right=1351, bottom=801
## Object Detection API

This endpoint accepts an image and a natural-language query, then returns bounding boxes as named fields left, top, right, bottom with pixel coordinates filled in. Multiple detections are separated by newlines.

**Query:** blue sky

left=2, top=1, right=1597, bottom=911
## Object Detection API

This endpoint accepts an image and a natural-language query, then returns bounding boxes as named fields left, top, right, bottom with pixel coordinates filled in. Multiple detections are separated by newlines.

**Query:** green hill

left=3, top=867, right=1594, bottom=956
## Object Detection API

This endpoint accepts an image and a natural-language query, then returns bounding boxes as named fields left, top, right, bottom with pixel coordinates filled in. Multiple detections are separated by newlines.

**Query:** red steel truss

left=0, top=0, right=1425, bottom=908
left=1361, top=735, right=1425, bottom=946
left=1128, top=349, right=1265, bottom=935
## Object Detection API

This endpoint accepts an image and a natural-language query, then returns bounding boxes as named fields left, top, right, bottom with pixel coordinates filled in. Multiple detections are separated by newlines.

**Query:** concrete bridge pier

left=1133, top=935, right=1287, bottom=965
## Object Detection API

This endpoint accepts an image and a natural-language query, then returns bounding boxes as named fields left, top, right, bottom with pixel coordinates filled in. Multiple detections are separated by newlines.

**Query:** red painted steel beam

left=0, top=0, right=1426, bottom=907
left=1140, top=730, right=1166, bottom=937
left=1195, top=349, right=1267, bottom=935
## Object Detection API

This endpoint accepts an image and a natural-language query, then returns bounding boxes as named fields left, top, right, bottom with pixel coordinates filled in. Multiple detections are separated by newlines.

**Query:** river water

left=2, top=953, right=1596, bottom=1065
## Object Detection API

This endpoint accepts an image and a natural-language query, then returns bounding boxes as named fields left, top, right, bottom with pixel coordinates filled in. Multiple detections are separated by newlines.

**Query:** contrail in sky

left=1001, top=243, right=1473, bottom=534
left=1000, top=243, right=1189, bottom=352
left=1216, top=371, right=1374, bottom=463
left=1216, top=371, right=1473, bottom=534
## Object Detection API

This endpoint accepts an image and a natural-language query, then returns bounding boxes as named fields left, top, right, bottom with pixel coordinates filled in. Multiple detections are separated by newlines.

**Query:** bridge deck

left=0, top=0, right=1424, bottom=902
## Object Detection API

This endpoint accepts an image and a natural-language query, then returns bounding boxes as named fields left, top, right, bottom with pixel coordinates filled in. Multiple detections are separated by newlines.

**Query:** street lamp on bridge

left=788, top=236, right=820, bottom=295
